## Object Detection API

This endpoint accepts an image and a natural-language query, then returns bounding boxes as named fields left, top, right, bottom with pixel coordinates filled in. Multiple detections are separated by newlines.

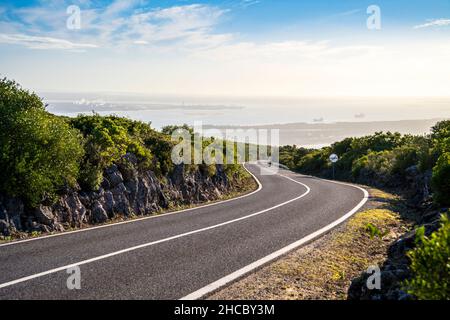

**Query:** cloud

left=0, top=33, right=97, bottom=50
left=414, top=19, right=450, bottom=29
left=193, top=40, right=382, bottom=62
left=333, top=9, right=361, bottom=17
left=0, top=1, right=231, bottom=51
left=239, top=0, right=260, bottom=9
left=117, top=4, right=231, bottom=48
left=133, top=40, right=148, bottom=45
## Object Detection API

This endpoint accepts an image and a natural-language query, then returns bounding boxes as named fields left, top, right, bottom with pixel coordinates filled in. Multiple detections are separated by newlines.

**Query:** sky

left=1, top=0, right=450, bottom=97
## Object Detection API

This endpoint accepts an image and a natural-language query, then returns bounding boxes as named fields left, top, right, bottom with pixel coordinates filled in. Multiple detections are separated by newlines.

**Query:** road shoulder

left=208, top=187, right=412, bottom=300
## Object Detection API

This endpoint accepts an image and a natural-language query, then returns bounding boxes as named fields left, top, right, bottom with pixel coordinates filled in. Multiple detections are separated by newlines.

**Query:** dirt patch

left=208, top=187, right=412, bottom=300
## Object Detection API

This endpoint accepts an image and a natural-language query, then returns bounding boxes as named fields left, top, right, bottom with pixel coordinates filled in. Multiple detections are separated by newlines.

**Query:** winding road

left=0, top=163, right=368, bottom=300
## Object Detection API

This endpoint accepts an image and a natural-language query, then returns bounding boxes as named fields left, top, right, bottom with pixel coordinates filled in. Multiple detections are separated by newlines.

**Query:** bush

left=431, top=120, right=450, bottom=154
left=0, top=78, right=84, bottom=206
left=390, top=145, right=419, bottom=175
left=432, top=152, right=450, bottom=206
left=70, top=115, right=154, bottom=190
left=405, top=214, right=450, bottom=300
left=296, top=149, right=328, bottom=174
left=351, top=151, right=394, bottom=184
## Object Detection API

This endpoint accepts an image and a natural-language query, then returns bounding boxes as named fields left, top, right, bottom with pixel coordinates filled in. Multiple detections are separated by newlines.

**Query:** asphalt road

left=0, top=164, right=367, bottom=300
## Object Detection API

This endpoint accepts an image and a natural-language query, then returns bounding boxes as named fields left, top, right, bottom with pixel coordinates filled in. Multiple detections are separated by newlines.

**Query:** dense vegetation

left=0, top=78, right=245, bottom=207
left=279, top=121, right=450, bottom=207
left=0, top=78, right=84, bottom=206
left=406, top=214, right=450, bottom=300
left=279, top=119, right=450, bottom=300
left=69, top=114, right=173, bottom=191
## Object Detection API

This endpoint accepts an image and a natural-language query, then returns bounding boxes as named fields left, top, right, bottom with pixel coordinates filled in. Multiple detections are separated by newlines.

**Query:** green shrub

left=351, top=154, right=369, bottom=178
left=390, top=145, right=419, bottom=175
left=431, top=120, right=450, bottom=154
left=296, top=149, right=328, bottom=174
left=405, top=214, right=450, bottom=300
left=432, top=152, right=450, bottom=206
left=351, top=151, right=394, bottom=183
left=0, top=78, right=84, bottom=206
left=70, top=115, right=154, bottom=190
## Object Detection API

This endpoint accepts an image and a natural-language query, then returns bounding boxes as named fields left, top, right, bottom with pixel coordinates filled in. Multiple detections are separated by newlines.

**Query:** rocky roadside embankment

left=0, top=154, right=255, bottom=240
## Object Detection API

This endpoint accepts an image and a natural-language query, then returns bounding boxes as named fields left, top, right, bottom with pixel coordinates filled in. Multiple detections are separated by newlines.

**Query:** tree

left=432, top=152, right=450, bottom=206
left=406, top=214, right=450, bottom=300
left=0, top=78, right=84, bottom=206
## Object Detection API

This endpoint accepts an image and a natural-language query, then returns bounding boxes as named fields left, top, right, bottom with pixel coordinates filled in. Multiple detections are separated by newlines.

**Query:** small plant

left=405, top=214, right=450, bottom=300
left=365, top=223, right=389, bottom=239
left=31, top=231, right=41, bottom=238
left=0, top=235, right=13, bottom=242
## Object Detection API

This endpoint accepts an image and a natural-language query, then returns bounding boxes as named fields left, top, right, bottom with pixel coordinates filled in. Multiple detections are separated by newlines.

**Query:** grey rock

left=389, top=230, right=416, bottom=256
left=125, top=178, right=139, bottom=201
left=101, top=191, right=115, bottom=217
left=380, top=271, right=398, bottom=288
left=111, top=183, right=131, bottom=216
left=92, top=201, right=108, bottom=223
left=0, top=220, right=10, bottom=236
left=123, top=153, right=138, bottom=165
left=112, top=183, right=127, bottom=196
left=0, top=159, right=233, bottom=237
left=77, top=193, right=92, bottom=208
left=53, top=223, right=65, bottom=232
left=65, top=194, right=87, bottom=226
left=4, top=197, right=24, bottom=230
left=100, top=178, right=111, bottom=190
left=35, top=205, right=54, bottom=225
left=105, top=165, right=124, bottom=188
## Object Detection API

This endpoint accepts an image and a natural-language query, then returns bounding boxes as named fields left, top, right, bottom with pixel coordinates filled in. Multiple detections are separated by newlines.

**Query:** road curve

left=0, top=164, right=367, bottom=300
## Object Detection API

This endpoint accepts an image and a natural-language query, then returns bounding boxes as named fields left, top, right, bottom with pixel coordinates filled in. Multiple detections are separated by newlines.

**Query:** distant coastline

left=203, top=118, right=445, bottom=148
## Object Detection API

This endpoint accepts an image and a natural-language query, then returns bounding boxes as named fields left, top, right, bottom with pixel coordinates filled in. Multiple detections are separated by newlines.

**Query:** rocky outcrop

left=403, top=165, right=432, bottom=206
left=0, top=154, right=234, bottom=236
left=0, top=196, right=24, bottom=236
left=347, top=208, right=444, bottom=300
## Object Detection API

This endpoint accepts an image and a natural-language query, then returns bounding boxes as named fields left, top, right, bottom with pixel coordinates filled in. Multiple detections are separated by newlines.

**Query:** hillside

left=0, top=78, right=255, bottom=239
left=278, top=121, right=450, bottom=299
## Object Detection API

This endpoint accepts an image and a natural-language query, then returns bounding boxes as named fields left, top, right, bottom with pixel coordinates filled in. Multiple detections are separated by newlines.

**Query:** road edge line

left=0, top=166, right=310, bottom=290
left=180, top=173, right=369, bottom=300
left=0, top=164, right=263, bottom=248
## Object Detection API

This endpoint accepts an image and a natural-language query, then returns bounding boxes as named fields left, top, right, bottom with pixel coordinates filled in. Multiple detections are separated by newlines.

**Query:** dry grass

left=209, top=187, right=411, bottom=300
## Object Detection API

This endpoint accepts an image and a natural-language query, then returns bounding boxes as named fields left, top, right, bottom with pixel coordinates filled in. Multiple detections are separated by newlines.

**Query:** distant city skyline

left=0, top=0, right=450, bottom=98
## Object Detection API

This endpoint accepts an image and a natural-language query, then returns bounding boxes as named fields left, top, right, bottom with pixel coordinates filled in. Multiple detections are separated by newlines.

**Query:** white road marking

left=0, top=164, right=263, bottom=248
left=180, top=172, right=369, bottom=300
left=0, top=166, right=310, bottom=290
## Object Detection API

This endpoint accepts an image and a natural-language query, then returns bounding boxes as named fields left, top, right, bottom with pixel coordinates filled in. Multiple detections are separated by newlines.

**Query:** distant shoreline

left=200, top=118, right=445, bottom=148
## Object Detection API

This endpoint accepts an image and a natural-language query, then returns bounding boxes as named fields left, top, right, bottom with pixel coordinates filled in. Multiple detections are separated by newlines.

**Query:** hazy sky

left=1, top=0, right=450, bottom=97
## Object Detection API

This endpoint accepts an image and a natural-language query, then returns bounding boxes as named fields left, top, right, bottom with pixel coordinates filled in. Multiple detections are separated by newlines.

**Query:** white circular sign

left=329, top=154, right=339, bottom=163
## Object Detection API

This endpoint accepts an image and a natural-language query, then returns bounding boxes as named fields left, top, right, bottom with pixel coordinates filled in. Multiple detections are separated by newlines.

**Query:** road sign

left=329, top=154, right=339, bottom=163
left=329, top=154, right=339, bottom=180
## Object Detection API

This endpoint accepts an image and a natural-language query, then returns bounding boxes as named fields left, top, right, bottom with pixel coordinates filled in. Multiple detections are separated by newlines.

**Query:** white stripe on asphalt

left=0, top=164, right=263, bottom=248
left=180, top=173, right=369, bottom=300
left=0, top=166, right=310, bottom=290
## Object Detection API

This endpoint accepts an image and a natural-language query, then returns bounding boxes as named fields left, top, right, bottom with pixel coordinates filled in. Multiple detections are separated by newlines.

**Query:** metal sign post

left=329, top=154, right=339, bottom=180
